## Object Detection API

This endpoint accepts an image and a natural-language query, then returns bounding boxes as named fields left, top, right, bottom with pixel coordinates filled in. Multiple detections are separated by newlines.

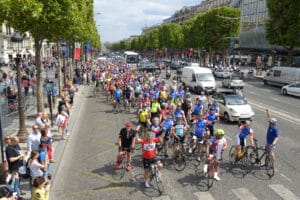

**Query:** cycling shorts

left=174, top=135, right=185, bottom=144
left=143, top=158, right=157, bottom=169
left=236, top=133, right=246, bottom=147
left=192, top=135, right=204, bottom=144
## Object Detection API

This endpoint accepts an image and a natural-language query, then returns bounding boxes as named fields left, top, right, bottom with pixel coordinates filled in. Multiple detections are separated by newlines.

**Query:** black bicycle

left=229, top=145, right=249, bottom=167
left=246, top=138, right=275, bottom=177
left=149, top=163, right=164, bottom=194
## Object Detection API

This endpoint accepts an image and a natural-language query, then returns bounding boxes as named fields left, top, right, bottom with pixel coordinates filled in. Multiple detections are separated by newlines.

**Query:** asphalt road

left=50, top=71, right=300, bottom=200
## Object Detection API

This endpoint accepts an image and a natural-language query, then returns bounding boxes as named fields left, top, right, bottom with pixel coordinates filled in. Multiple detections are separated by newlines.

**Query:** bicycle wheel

left=206, top=166, right=214, bottom=189
left=265, top=156, right=275, bottom=177
left=173, top=152, right=186, bottom=171
left=155, top=171, right=164, bottom=194
left=241, top=152, right=250, bottom=167
left=229, top=146, right=237, bottom=165
left=246, top=146, right=258, bottom=165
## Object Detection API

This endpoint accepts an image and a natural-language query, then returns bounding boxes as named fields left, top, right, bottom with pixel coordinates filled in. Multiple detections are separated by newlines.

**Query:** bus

left=123, top=51, right=140, bottom=69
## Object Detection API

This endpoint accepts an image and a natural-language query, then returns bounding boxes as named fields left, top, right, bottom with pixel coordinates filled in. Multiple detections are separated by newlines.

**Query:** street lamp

left=45, top=80, right=54, bottom=127
left=11, top=30, right=28, bottom=142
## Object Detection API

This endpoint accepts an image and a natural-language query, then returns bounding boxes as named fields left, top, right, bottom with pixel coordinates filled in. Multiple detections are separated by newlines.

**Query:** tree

left=266, top=0, right=300, bottom=65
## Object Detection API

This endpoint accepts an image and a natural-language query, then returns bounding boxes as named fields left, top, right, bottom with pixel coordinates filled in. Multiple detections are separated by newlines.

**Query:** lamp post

left=11, top=31, right=28, bottom=142
left=45, top=80, right=54, bottom=127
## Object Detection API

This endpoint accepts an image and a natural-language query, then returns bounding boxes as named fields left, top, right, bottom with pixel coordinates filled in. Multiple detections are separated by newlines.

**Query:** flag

left=74, top=42, right=81, bottom=60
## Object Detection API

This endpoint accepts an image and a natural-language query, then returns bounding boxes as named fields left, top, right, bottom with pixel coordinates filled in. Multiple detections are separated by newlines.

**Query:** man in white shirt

left=27, top=125, right=41, bottom=157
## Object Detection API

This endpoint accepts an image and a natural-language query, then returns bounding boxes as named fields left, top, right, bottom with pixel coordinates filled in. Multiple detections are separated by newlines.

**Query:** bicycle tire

left=229, top=146, right=237, bottom=165
left=206, top=167, right=214, bottom=189
left=173, top=152, right=186, bottom=171
left=155, top=171, right=164, bottom=194
left=241, top=152, right=250, bottom=167
left=246, top=146, right=258, bottom=165
left=265, top=156, right=275, bottom=177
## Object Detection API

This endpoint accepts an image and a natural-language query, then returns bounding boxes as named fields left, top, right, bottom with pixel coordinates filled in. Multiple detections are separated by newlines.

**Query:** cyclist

left=115, top=121, right=136, bottom=171
left=135, top=131, right=165, bottom=188
left=205, top=107, right=219, bottom=137
left=188, top=115, right=207, bottom=161
left=171, top=114, right=188, bottom=158
left=192, top=97, right=204, bottom=117
left=173, top=102, right=188, bottom=126
left=113, top=85, right=122, bottom=112
left=235, top=120, right=254, bottom=159
left=161, top=112, right=174, bottom=157
left=137, top=103, right=151, bottom=134
left=203, top=128, right=227, bottom=181
left=266, top=118, right=279, bottom=165
left=123, top=84, right=133, bottom=111
left=150, top=97, right=161, bottom=120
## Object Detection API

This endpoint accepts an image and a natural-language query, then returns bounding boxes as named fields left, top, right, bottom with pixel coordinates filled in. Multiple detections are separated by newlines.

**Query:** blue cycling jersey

left=194, top=119, right=206, bottom=137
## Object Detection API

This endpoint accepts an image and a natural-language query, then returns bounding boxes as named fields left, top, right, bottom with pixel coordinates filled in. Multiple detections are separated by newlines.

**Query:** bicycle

left=173, top=142, right=187, bottom=171
left=246, top=138, right=275, bottom=177
left=228, top=145, right=249, bottom=167
left=112, top=148, right=132, bottom=180
left=204, top=155, right=216, bottom=189
left=149, top=163, right=164, bottom=194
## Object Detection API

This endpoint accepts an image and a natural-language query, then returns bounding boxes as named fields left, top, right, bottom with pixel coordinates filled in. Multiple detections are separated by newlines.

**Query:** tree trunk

left=35, top=38, right=44, bottom=113
left=56, top=42, right=62, bottom=97
left=287, top=47, right=294, bottom=66
left=16, top=55, right=28, bottom=142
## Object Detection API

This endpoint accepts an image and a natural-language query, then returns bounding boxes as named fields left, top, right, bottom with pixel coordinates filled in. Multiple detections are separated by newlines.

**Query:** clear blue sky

left=94, top=0, right=202, bottom=43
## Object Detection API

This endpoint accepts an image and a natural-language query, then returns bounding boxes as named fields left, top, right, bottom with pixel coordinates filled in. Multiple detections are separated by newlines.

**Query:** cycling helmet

left=215, top=129, right=225, bottom=136
left=176, top=114, right=183, bottom=119
left=245, top=120, right=251, bottom=126
left=269, top=118, right=277, bottom=125
left=153, top=117, right=160, bottom=122
left=161, top=103, right=166, bottom=109
left=143, top=103, right=149, bottom=107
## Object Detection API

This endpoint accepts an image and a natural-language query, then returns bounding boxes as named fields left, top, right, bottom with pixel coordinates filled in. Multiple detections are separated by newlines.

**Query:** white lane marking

left=248, top=99, right=300, bottom=125
left=152, top=196, right=171, bottom=200
left=269, top=184, right=299, bottom=200
left=231, top=188, right=257, bottom=200
left=279, top=173, right=293, bottom=184
left=193, top=192, right=214, bottom=200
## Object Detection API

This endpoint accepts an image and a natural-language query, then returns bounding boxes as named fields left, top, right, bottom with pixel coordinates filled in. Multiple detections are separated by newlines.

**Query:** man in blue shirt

left=266, top=118, right=279, bottom=164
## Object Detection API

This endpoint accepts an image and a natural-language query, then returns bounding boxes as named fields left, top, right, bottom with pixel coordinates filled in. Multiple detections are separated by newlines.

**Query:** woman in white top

left=28, top=151, right=46, bottom=180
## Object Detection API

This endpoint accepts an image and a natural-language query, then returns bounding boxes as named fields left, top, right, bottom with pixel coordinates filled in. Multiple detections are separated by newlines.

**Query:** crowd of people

left=0, top=56, right=280, bottom=198
left=89, top=58, right=279, bottom=188
left=0, top=57, right=76, bottom=199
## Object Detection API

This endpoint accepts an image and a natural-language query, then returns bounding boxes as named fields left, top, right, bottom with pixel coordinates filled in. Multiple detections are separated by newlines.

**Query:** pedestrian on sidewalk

left=31, top=176, right=50, bottom=200
left=27, top=125, right=41, bottom=158
left=5, top=136, right=26, bottom=198
left=40, top=128, right=55, bottom=163
left=30, top=72, right=36, bottom=96
left=41, top=112, right=52, bottom=137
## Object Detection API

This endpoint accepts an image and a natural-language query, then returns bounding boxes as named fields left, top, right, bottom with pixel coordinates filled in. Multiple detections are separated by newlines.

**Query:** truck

left=181, top=66, right=216, bottom=94
left=263, top=66, right=300, bottom=87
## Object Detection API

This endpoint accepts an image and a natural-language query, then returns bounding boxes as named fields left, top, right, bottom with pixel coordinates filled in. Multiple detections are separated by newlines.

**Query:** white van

left=263, top=67, right=300, bottom=86
left=181, top=66, right=216, bottom=94
left=0, top=54, right=10, bottom=65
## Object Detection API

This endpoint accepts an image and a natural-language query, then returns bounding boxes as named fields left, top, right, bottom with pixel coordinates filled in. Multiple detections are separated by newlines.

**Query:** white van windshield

left=196, top=73, right=214, bottom=81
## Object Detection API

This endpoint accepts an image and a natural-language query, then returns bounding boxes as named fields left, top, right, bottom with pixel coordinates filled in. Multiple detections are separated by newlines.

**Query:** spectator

left=32, top=176, right=50, bottom=200
left=27, top=125, right=41, bottom=158
left=28, top=151, right=46, bottom=181
left=40, top=128, right=55, bottom=163
left=5, top=136, right=26, bottom=197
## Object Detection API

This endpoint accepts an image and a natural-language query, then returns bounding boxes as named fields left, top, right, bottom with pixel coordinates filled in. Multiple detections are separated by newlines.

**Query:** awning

left=239, top=27, right=271, bottom=50
left=20, top=49, right=35, bottom=56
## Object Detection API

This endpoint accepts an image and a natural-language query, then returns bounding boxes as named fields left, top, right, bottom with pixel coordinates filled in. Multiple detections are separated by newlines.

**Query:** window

left=273, top=70, right=281, bottom=77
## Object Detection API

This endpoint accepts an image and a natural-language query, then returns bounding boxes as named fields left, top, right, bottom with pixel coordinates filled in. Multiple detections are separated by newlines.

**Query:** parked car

left=138, top=61, right=161, bottom=74
left=212, top=91, right=255, bottom=122
left=222, top=74, right=244, bottom=89
left=214, top=69, right=232, bottom=78
left=281, top=82, right=300, bottom=97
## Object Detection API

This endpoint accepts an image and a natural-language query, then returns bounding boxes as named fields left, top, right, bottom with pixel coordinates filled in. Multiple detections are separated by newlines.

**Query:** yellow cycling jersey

left=139, top=109, right=148, bottom=123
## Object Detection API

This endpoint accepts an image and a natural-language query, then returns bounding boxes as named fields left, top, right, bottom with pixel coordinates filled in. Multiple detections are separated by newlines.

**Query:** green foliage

left=266, top=0, right=300, bottom=48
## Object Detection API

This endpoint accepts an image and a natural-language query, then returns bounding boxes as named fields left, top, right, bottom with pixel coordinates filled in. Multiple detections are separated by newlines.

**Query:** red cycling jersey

left=141, top=138, right=160, bottom=159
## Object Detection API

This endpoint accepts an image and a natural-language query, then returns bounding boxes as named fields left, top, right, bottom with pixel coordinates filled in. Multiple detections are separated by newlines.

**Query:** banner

left=74, top=42, right=81, bottom=61
left=85, top=40, right=91, bottom=55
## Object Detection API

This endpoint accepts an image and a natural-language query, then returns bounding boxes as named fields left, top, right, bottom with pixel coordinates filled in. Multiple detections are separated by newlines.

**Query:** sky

left=94, top=0, right=201, bottom=43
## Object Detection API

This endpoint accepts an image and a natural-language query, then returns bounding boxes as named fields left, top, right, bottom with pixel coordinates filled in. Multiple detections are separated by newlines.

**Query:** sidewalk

left=11, top=84, right=86, bottom=200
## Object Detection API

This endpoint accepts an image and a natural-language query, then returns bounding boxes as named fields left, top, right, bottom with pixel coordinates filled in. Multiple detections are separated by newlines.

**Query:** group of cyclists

left=89, top=58, right=279, bottom=188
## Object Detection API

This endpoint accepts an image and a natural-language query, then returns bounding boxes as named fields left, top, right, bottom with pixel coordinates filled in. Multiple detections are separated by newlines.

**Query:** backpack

left=18, top=160, right=31, bottom=179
